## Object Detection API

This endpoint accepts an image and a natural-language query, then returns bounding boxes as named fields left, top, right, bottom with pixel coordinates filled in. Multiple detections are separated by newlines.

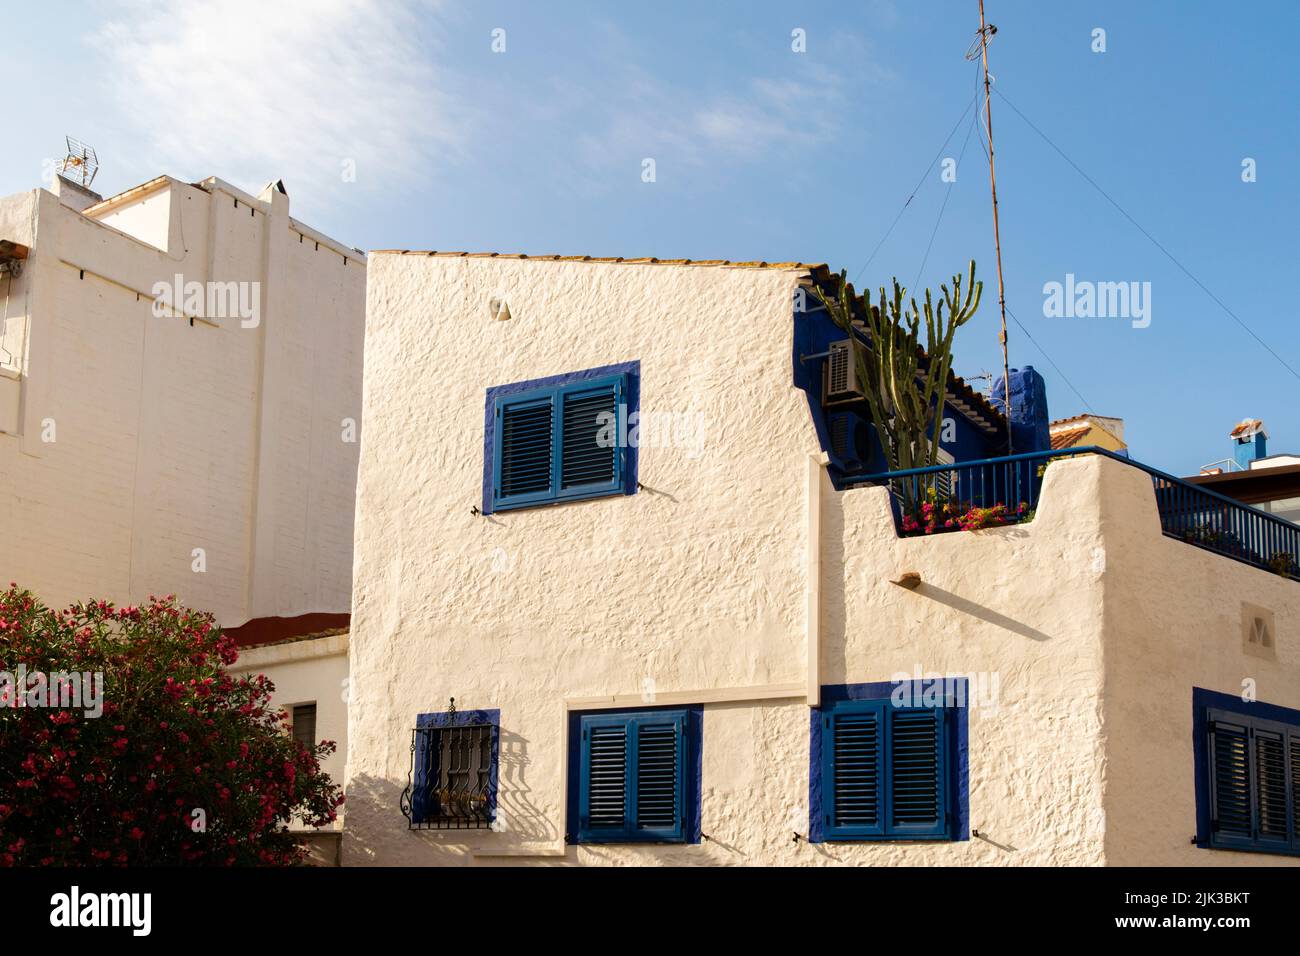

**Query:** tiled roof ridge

left=370, top=249, right=829, bottom=276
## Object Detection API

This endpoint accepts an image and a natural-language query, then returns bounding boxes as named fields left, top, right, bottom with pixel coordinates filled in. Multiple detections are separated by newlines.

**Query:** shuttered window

left=1205, top=706, right=1300, bottom=854
left=821, top=698, right=954, bottom=841
left=575, top=709, right=694, bottom=844
left=291, top=703, right=317, bottom=752
left=491, top=373, right=627, bottom=511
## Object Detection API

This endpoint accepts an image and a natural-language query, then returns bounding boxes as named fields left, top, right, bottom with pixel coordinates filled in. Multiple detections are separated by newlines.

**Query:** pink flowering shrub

left=900, top=495, right=1029, bottom=536
left=0, top=586, right=342, bottom=866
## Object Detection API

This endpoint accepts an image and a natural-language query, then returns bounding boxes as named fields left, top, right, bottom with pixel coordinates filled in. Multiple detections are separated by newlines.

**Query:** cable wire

left=852, top=91, right=979, bottom=285
left=993, top=85, right=1300, bottom=382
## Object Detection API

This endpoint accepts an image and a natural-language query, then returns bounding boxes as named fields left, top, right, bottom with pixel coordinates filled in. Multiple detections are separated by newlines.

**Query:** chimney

left=52, top=174, right=103, bottom=213
left=1230, top=418, right=1268, bottom=469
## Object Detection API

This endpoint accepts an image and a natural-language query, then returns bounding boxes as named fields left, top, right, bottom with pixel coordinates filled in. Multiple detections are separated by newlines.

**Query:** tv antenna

left=967, top=1, right=1013, bottom=451
left=58, top=137, right=99, bottom=188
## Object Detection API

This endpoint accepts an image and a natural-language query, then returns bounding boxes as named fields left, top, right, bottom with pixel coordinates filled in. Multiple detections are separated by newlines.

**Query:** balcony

left=853, top=447, right=1300, bottom=581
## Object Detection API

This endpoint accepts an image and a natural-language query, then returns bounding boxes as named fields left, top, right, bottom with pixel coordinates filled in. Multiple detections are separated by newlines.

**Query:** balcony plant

left=812, top=260, right=982, bottom=510
left=898, top=486, right=1029, bottom=537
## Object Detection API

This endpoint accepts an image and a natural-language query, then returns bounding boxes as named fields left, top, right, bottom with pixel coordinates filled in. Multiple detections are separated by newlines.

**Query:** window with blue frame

left=1194, top=688, right=1300, bottom=856
left=810, top=682, right=966, bottom=842
left=484, top=363, right=639, bottom=513
left=400, top=707, right=499, bottom=830
left=569, top=707, right=701, bottom=844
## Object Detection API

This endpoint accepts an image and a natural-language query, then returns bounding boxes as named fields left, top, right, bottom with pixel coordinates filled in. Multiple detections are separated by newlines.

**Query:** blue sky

left=5, top=0, right=1298, bottom=475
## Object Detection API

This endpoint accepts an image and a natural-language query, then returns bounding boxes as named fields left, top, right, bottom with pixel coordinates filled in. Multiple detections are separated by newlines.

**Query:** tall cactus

left=813, top=261, right=982, bottom=497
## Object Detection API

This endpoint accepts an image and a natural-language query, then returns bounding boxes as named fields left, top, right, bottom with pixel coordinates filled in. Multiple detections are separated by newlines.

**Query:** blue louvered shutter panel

left=558, top=378, right=623, bottom=499
left=630, top=714, right=685, bottom=840
left=887, top=706, right=947, bottom=837
left=579, top=717, right=629, bottom=840
left=824, top=704, right=884, bottom=838
left=577, top=710, right=686, bottom=843
left=1290, top=731, right=1300, bottom=852
left=495, top=393, right=556, bottom=506
left=1208, top=716, right=1252, bottom=845
left=1254, top=727, right=1290, bottom=847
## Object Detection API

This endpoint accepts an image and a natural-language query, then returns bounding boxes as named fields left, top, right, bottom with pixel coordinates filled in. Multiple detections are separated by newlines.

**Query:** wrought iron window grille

left=400, top=698, right=497, bottom=830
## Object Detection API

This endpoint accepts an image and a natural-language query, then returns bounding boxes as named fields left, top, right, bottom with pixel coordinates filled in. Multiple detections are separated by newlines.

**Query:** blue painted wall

left=991, top=366, right=1051, bottom=454
left=1234, top=433, right=1268, bottom=470
left=793, top=302, right=1007, bottom=487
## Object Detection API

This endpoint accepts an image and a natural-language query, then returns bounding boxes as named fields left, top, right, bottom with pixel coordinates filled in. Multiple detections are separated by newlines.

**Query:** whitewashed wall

left=0, top=177, right=364, bottom=627
left=348, top=254, right=1300, bottom=867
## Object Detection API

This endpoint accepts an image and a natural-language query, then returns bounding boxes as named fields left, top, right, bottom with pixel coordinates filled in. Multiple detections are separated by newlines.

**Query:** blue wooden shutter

left=577, top=710, right=686, bottom=843
left=558, top=378, right=623, bottom=499
left=495, top=393, right=556, bottom=505
left=1208, top=716, right=1252, bottom=844
left=825, top=705, right=884, bottom=838
left=1290, top=731, right=1300, bottom=852
left=886, top=706, right=947, bottom=837
left=579, top=717, right=629, bottom=839
left=1254, top=727, right=1290, bottom=847
left=630, top=714, right=685, bottom=841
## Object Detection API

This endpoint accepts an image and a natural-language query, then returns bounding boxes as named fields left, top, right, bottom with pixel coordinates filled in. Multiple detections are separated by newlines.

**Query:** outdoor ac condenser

left=822, top=340, right=865, bottom=406
left=829, top=411, right=873, bottom=473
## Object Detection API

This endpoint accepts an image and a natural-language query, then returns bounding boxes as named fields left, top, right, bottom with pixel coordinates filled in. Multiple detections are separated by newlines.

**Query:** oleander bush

left=0, top=586, right=342, bottom=866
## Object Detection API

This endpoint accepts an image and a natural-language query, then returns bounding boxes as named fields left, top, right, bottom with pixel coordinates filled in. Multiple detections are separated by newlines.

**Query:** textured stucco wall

left=1098, top=459, right=1300, bottom=866
left=347, top=255, right=816, bottom=865
left=346, top=256, right=1124, bottom=866
left=349, top=254, right=1300, bottom=866
left=820, top=456, right=1109, bottom=865
left=0, top=179, right=364, bottom=626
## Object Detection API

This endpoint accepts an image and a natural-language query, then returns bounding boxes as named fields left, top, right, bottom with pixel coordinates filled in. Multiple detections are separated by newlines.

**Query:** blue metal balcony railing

left=850, top=446, right=1300, bottom=580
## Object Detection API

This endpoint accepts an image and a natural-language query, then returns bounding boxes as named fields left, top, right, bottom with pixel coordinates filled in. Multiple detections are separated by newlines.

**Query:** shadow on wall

left=340, top=729, right=559, bottom=865
left=916, top=583, right=1053, bottom=643
left=820, top=492, right=1056, bottom=686
left=496, top=729, right=559, bottom=844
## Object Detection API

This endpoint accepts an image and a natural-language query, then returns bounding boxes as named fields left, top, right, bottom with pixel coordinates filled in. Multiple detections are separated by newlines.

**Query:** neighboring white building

left=0, top=172, right=363, bottom=818
left=228, top=628, right=350, bottom=826
left=343, top=250, right=1300, bottom=866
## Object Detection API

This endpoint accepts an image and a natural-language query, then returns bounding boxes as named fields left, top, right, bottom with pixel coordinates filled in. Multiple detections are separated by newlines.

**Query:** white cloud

left=552, top=27, right=891, bottom=191
left=92, top=0, right=465, bottom=218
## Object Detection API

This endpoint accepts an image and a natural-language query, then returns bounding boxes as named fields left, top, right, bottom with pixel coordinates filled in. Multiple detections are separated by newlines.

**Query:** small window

left=402, top=708, right=500, bottom=830
left=1195, top=689, right=1300, bottom=856
left=484, top=364, right=638, bottom=513
left=572, top=708, right=701, bottom=844
left=812, top=685, right=965, bottom=842
left=291, top=703, right=317, bottom=751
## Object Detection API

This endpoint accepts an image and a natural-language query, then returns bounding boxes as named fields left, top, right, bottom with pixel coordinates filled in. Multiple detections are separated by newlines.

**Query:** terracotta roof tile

left=369, top=249, right=830, bottom=279
left=1229, top=418, right=1266, bottom=440
left=1049, top=424, right=1090, bottom=450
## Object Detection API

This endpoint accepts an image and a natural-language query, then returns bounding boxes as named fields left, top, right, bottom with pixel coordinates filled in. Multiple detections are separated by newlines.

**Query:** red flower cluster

left=901, top=499, right=1028, bottom=536
left=0, top=586, right=343, bottom=867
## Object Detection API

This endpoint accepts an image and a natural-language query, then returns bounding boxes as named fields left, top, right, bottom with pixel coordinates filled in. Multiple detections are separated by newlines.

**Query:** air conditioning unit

left=822, top=340, right=865, bottom=406
left=829, top=412, right=873, bottom=473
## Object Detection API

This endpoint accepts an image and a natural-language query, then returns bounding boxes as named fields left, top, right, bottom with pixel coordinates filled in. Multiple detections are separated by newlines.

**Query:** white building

left=0, top=172, right=363, bottom=812
left=342, top=250, right=1300, bottom=866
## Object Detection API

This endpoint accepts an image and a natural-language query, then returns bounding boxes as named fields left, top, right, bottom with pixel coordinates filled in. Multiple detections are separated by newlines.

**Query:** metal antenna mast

left=974, top=1, right=1013, bottom=451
